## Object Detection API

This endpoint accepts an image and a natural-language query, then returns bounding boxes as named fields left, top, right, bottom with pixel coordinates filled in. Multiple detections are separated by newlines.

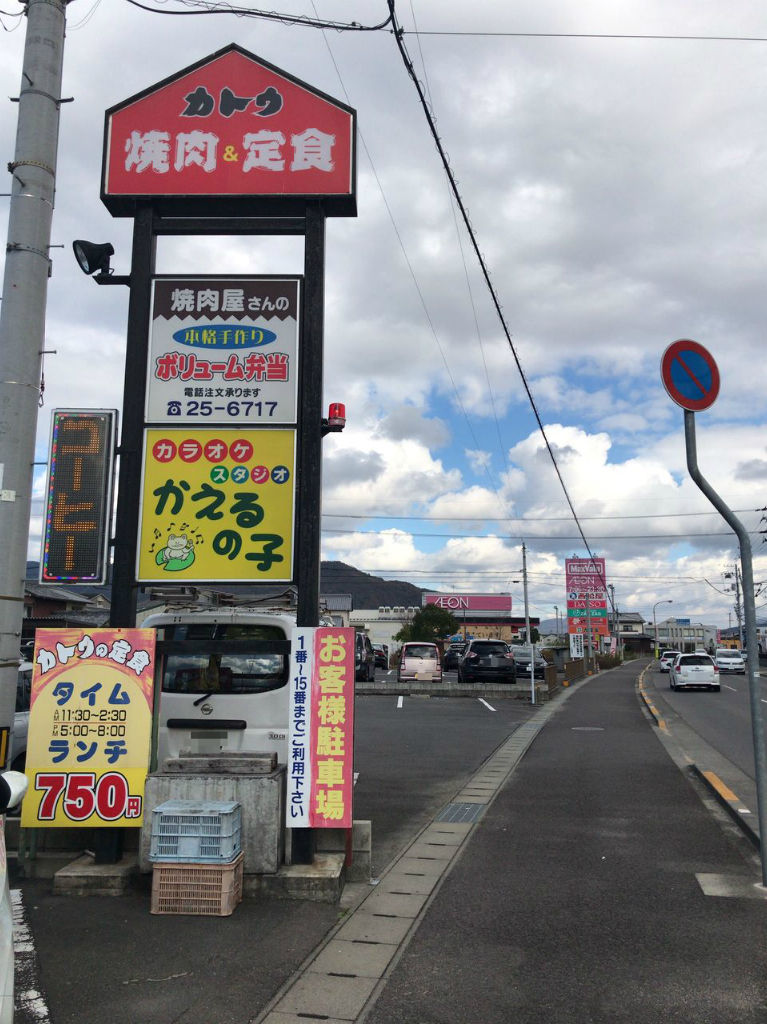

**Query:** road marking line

left=12, top=889, right=52, bottom=1024
left=397, top=695, right=404, bottom=709
left=723, top=684, right=738, bottom=691
left=701, top=770, right=744, bottom=806
left=478, top=698, right=496, bottom=712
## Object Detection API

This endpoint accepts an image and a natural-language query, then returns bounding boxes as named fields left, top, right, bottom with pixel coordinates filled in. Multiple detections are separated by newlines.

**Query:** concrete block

left=314, top=820, right=372, bottom=882
left=53, top=854, right=139, bottom=896
left=141, top=768, right=285, bottom=874
left=245, top=853, right=344, bottom=903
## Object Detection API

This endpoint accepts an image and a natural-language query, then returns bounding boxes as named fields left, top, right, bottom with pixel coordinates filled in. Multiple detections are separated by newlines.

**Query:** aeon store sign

left=424, top=594, right=512, bottom=612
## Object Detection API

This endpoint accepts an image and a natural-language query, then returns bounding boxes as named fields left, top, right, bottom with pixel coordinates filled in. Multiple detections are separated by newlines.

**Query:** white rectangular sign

left=146, top=277, right=300, bottom=425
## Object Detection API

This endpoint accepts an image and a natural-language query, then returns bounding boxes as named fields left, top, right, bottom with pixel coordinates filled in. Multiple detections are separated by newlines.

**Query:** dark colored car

left=444, top=642, right=466, bottom=671
left=512, top=647, right=547, bottom=680
left=373, top=643, right=389, bottom=670
left=355, top=633, right=376, bottom=682
left=458, top=639, right=516, bottom=684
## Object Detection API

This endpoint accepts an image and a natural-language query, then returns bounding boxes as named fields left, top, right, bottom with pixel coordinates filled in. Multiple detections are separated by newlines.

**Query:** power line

left=123, top=0, right=392, bottom=30
left=387, top=0, right=627, bottom=614
left=321, top=507, right=758, bottom=523
left=322, top=527, right=746, bottom=540
left=402, top=29, right=767, bottom=43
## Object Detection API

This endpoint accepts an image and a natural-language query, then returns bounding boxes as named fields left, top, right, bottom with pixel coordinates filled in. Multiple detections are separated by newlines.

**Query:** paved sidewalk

left=256, top=661, right=767, bottom=1024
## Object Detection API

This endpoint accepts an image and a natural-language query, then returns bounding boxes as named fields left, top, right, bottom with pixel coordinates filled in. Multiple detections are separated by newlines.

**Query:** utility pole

left=521, top=542, right=534, bottom=705
left=0, top=0, right=72, bottom=766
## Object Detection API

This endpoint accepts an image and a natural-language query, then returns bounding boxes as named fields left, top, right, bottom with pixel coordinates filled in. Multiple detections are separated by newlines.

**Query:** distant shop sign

left=146, top=277, right=300, bottom=425
left=565, top=557, right=609, bottom=639
left=424, top=594, right=512, bottom=612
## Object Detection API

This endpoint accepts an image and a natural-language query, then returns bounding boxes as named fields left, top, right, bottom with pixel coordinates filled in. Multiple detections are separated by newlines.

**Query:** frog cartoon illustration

left=155, top=533, right=195, bottom=571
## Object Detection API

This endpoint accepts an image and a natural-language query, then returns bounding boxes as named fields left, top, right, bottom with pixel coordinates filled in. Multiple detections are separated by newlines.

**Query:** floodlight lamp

left=72, top=240, right=115, bottom=277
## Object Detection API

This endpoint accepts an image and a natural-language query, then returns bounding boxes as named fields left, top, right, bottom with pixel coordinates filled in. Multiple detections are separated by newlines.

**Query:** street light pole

left=554, top=605, right=559, bottom=636
left=653, top=599, right=673, bottom=659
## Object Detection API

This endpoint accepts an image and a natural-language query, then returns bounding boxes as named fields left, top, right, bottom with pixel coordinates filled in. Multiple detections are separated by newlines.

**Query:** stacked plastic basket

left=149, top=799, right=244, bottom=916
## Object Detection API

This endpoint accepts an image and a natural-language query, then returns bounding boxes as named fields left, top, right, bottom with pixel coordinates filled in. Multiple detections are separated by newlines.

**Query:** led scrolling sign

left=40, top=411, right=117, bottom=585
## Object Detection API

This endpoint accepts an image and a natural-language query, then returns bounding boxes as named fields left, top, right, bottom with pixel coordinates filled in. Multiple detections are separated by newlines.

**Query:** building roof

left=24, top=582, right=91, bottom=605
left=322, top=593, right=352, bottom=611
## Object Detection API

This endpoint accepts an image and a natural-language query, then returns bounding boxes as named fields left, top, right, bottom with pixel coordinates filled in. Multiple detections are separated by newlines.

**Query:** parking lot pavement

left=14, top=660, right=767, bottom=1024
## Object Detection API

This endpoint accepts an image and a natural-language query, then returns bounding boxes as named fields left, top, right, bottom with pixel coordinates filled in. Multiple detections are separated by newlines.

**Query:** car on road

left=397, top=642, right=442, bottom=683
left=355, top=633, right=376, bottom=682
left=714, top=648, right=746, bottom=674
left=669, top=652, right=720, bottom=691
left=443, top=642, right=466, bottom=671
left=458, top=639, right=516, bottom=685
left=373, top=644, right=389, bottom=670
left=659, top=650, right=681, bottom=673
left=511, top=647, right=547, bottom=680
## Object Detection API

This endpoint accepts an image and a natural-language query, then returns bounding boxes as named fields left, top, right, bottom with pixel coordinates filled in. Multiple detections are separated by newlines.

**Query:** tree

left=394, top=605, right=459, bottom=644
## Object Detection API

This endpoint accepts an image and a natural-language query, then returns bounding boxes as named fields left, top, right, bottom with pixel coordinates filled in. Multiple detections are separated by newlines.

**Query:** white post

left=0, top=0, right=72, bottom=762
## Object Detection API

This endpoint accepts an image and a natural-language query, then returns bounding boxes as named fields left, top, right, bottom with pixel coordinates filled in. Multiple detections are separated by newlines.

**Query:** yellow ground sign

left=21, top=628, right=155, bottom=829
left=138, top=428, right=295, bottom=582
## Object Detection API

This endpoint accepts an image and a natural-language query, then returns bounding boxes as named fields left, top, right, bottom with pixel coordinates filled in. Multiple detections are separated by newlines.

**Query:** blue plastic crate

left=149, top=800, right=242, bottom=863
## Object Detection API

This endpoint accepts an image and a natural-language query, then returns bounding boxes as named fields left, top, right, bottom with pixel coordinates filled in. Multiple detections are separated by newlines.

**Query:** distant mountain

left=320, top=561, right=427, bottom=609
left=26, top=559, right=427, bottom=611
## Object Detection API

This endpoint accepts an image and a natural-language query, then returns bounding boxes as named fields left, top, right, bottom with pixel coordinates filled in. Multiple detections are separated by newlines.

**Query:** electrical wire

left=401, top=29, right=767, bottom=43
left=123, top=0, right=392, bottom=30
left=386, top=0, right=617, bottom=621
left=321, top=507, right=759, bottom=523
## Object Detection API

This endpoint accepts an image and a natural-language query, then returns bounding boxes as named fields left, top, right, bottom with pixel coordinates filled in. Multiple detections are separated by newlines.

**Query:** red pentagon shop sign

left=102, top=44, right=356, bottom=216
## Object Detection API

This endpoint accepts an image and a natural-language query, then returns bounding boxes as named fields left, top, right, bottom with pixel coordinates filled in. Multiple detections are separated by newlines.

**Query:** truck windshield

left=157, top=623, right=290, bottom=695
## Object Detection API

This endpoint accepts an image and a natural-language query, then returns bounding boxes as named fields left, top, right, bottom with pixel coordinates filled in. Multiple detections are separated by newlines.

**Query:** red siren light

left=328, top=403, right=346, bottom=427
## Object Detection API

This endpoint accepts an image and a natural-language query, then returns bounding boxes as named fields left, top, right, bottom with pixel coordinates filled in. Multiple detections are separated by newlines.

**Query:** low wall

left=355, top=678, right=551, bottom=701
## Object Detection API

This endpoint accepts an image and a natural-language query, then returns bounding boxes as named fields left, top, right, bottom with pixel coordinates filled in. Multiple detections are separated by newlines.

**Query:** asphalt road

left=13, top=690, right=537, bottom=1023
left=644, top=662, right=767, bottom=782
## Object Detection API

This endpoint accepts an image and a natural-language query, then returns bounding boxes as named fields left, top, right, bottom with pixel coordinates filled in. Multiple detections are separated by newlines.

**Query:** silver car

left=397, top=642, right=442, bottom=683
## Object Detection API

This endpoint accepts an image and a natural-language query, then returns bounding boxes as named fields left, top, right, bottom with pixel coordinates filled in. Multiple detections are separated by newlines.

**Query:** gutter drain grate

left=436, top=801, right=486, bottom=823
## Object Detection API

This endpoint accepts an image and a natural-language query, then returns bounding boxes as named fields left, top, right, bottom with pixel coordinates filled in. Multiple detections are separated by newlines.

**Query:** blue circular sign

left=661, top=339, right=720, bottom=411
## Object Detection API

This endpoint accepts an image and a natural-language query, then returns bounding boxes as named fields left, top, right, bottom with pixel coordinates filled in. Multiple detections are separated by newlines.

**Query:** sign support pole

left=292, top=201, right=326, bottom=865
left=110, top=204, right=155, bottom=630
left=684, top=409, right=767, bottom=886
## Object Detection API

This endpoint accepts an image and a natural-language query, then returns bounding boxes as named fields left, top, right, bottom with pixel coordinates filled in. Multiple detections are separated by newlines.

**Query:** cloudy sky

left=3, top=0, right=767, bottom=629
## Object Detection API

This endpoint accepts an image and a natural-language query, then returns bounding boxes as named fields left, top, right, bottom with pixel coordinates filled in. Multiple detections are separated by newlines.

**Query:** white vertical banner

left=287, top=625, right=314, bottom=828
left=569, top=633, right=584, bottom=659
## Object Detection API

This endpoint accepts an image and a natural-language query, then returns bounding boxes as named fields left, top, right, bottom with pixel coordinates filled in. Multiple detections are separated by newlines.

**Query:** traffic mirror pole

left=684, top=409, right=767, bottom=887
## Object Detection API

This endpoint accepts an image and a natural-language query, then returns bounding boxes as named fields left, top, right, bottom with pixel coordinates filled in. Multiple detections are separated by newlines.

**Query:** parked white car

left=669, top=652, right=720, bottom=691
left=659, top=650, right=681, bottom=673
left=0, top=771, right=29, bottom=1024
left=714, top=648, right=746, bottom=674
left=10, top=662, right=31, bottom=773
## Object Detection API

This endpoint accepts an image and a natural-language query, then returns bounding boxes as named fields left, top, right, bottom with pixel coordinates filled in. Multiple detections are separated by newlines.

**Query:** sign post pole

left=683, top=409, right=767, bottom=887
left=661, top=339, right=767, bottom=887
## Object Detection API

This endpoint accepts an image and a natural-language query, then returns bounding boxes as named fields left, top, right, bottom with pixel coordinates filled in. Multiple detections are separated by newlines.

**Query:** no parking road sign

left=661, top=339, right=720, bottom=411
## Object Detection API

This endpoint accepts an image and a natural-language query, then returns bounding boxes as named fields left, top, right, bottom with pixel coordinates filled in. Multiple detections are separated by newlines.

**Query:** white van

left=144, top=606, right=296, bottom=768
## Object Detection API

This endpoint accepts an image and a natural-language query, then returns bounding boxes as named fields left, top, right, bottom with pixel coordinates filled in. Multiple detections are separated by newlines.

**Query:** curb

left=636, top=668, right=666, bottom=730
left=637, top=665, right=761, bottom=850
left=690, top=765, right=761, bottom=849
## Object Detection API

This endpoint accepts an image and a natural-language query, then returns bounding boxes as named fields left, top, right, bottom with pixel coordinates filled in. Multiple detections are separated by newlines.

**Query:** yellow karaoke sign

left=137, top=428, right=295, bottom=582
